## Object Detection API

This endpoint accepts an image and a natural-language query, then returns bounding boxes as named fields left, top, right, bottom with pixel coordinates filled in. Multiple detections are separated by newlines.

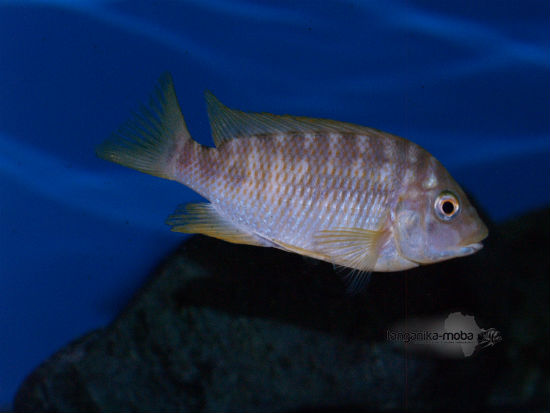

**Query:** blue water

left=1, top=0, right=549, bottom=407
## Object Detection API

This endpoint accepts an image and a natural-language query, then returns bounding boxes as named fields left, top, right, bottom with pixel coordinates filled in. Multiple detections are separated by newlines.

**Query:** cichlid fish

left=97, top=74, right=488, bottom=289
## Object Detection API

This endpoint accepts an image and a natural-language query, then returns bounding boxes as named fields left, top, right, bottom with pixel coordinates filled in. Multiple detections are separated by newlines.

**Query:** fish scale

left=97, top=73, right=488, bottom=290
left=198, top=133, right=397, bottom=249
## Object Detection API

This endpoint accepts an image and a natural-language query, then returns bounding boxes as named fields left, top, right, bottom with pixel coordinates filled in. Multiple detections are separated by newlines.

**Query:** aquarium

left=1, top=1, right=548, bottom=411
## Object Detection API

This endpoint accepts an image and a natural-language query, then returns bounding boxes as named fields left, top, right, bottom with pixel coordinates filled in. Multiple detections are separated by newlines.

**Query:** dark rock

left=14, top=208, right=550, bottom=412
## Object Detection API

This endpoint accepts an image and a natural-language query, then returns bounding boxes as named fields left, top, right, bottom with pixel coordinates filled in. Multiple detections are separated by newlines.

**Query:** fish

left=97, top=73, right=488, bottom=291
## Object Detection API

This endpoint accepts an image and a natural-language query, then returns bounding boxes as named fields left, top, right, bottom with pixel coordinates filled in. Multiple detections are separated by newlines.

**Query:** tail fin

left=96, top=73, right=191, bottom=180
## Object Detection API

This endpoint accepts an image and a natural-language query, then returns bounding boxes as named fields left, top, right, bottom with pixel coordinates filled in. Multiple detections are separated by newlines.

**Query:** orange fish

left=97, top=74, right=488, bottom=289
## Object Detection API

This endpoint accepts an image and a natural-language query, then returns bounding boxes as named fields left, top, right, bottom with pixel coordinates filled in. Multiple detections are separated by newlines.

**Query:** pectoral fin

left=314, top=227, right=384, bottom=271
left=332, top=264, right=373, bottom=295
left=166, top=203, right=269, bottom=247
left=314, top=227, right=386, bottom=293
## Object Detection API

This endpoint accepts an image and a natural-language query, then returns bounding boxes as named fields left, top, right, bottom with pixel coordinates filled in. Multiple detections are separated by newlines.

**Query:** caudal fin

left=96, top=73, right=191, bottom=180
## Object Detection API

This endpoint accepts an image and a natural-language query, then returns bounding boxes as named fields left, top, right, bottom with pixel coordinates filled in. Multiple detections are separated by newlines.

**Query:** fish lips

left=443, top=229, right=488, bottom=259
left=431, top=242, right=484, bottom=261
left=455, top=242, right=484, bottom=257
left=451, top=223, right=489, bottom=258
left=416, top=235, right=487, bottom=264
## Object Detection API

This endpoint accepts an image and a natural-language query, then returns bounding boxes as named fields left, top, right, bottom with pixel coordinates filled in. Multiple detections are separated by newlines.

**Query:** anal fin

left=166, top=203, right=267, bottom=247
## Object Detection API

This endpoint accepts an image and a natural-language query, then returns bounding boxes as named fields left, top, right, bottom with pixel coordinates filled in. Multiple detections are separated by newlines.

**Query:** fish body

left=98, top=74, right=488, bottom=283
left=177, top=131, right=416, bottom=272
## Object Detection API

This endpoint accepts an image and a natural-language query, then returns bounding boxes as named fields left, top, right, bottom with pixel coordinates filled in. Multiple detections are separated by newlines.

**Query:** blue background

left=1, top=0, right=549, bottom=408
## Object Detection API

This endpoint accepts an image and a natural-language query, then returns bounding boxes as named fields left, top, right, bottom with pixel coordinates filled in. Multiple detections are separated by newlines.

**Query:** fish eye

left=434, top=191, right=460, bottom=221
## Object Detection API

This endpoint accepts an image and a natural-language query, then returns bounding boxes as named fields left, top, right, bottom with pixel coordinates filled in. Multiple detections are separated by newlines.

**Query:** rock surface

left=14, top=208, right=549, bottom=412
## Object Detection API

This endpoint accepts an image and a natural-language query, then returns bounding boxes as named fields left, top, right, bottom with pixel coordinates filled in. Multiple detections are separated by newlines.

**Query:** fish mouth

left=463, top=224, right=489, bottom=245
left=429, top=237, right=485, bottom=261
left=456, top=225, right=488, bottom=257
left=455, top=242, right=484, bottom=257
left=434, top=242, right=483, bottom=260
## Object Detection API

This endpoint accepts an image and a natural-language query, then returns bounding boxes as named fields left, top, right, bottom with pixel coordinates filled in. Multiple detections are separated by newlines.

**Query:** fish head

left=393, top=156, right=488, bottom=265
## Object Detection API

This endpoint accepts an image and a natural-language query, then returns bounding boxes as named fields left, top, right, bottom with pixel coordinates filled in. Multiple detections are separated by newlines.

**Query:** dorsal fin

left=204, top=91, right=383, bottom=148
